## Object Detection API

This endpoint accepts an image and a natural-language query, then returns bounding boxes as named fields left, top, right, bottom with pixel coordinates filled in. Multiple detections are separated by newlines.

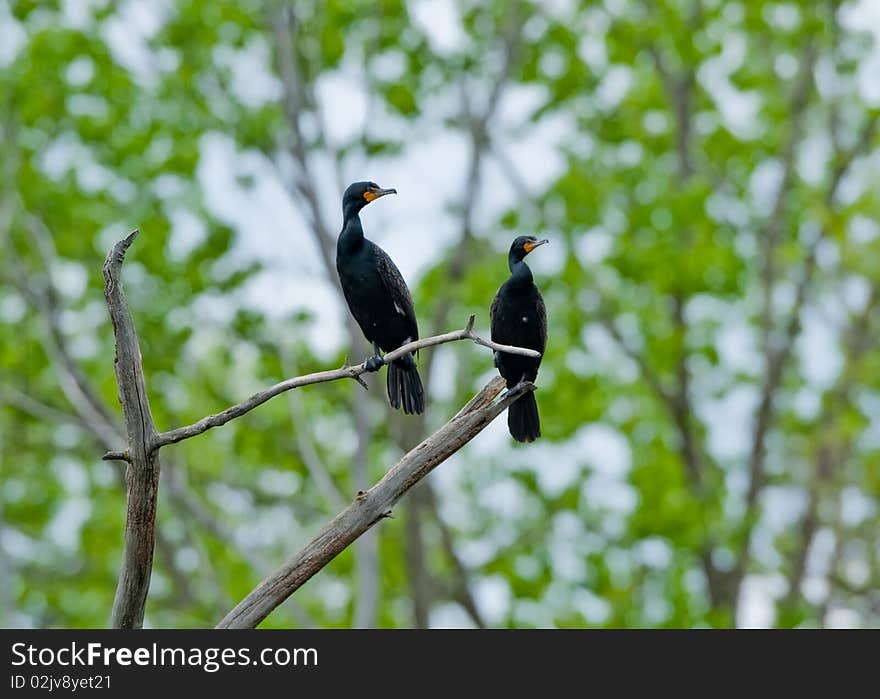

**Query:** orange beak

left=364, top=187, right=397, bottom=202
left=523, top=238, right=549, bottom=253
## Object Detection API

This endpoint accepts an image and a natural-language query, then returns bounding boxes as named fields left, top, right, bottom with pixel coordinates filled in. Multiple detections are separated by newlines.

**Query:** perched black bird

left=336, top=181, right=424, bottom=414
left=490, top=236, right=548, bottom=442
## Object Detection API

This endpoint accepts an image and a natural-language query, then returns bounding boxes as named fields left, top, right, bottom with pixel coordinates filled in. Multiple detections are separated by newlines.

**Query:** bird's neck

left=338, top=212, right=365, bottom=255
left=508, top=257, right=533, bottom=288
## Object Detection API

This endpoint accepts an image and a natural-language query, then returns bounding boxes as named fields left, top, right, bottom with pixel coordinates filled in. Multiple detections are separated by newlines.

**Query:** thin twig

left=759, top=40, right=817, bottom=354
left=149, top=315, right=539, bottom=451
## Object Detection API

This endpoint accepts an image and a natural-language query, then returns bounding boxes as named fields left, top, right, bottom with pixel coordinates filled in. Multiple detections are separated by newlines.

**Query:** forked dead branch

left=101, top=229, right=539, bottom=628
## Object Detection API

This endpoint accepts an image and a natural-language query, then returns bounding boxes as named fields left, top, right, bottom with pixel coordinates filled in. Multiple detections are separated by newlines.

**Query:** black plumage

left=336, top=181, right=424, bottom=415
left=490, top=235, right=548, bottom=442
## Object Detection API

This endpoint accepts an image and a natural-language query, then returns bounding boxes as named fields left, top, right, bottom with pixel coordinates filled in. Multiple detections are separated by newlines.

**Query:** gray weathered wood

left=100, top=230, right=541, bottom=630
left=102, top=229, right=160, bottom=629
left=216, top=375, right=532, bottom=629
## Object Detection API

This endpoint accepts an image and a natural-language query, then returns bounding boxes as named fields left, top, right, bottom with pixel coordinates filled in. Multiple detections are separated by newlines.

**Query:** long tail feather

left=508, top=391, right=540, bottom=442
left=387, top=356, right=424, bottom=415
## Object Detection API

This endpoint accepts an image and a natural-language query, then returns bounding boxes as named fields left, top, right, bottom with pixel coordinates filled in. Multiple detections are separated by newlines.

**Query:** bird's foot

left=364, top=354, right=385, bottom=372
left=499, top=382, right=524, bottom=400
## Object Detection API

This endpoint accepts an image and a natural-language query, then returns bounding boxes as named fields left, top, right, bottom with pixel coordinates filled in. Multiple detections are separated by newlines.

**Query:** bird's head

left=342, top=181, right=397, bottom=218
left=509, top=235, right=549, bottom=263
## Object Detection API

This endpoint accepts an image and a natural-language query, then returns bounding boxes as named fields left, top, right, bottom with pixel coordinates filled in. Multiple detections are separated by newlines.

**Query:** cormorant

left=336, top=181, right=424, bottom=415
left=490, top=235, right=548, bottom=442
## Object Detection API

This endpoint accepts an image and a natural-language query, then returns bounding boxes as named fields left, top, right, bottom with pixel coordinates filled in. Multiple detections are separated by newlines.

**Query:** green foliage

left=1, top=0, right=879, bottom=629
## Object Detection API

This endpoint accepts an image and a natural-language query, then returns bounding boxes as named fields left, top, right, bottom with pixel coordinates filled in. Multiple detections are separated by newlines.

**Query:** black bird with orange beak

left=490, top=235, right=548, bottom=442
left=336, top=181, right=424, bottom=415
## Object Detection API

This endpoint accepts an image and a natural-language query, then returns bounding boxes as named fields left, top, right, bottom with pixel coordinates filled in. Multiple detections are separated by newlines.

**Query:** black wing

left=490, top=288, right=502, bottom=339
left=490, top=288, right=502, bottom=368
left=534, top=287, right=548, bottom=354
left=373, top=243, right=419, bottom=342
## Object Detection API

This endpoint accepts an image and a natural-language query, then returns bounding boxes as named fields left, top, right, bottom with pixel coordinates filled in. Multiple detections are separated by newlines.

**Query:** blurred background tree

left=1, top=0, right=878, bottom=628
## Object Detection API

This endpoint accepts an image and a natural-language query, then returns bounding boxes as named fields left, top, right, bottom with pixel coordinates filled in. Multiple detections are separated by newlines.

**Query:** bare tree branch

left=0, top=431, right=13, bottom=627
left=395, top=22, right=525, bottom=625
left=597, top=307, right=674, bottom=408
left=269, top=6, right=387, bottom=626
left=102, top=229, right=161, bottom=629
left=154, top=527, right=198, bottom=609
left=0, top=388, right=85, bottom=427
left=279, top=353, right=347, bottom=511
left=2, top=213, right=123, bottom=451
left=7, top=196, right=326, bottom=627
left=735, top=113, right=879, bottom=608
left=405, top=489, right=432, bottom=628
left=423, top=484, right=487, bottom=628
left=781, top=284, right=879, bottom=613
left=216, top=376, right=531, bottom=629
left=670, top=293, right=703, bottom=490
left=4, top=379, right=319, bottom=625
left=745, top=113, right=878, bottom=513
left=640, top=8, right=742, bottom=609
left=647, top=45, right=695, bottom=178
left=149, top=315, right=539, bottom=451
left=351, top=397, right=381, bottom=628
left=758, top=40, right=816, bottom=354
left=270, top=7, right=337, bottom=267
left=96, top=229, right=540, bottom=630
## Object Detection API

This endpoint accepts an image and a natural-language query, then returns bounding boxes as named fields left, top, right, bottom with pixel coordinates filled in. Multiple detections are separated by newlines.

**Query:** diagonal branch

left=758, top=40, right=816, bottom=354
left=279, top=353, right=347, bottom=511
left=271, top=6, right=385, bottom=627
left=146, top=315, right=539, bottom=451
left=3, top=211, right=123, bottom=450
left=745, top=112, right=878, bottom=513
left=669, top=293, right=703, bottom=490
left=216, top=376, right=531, bottom=629
left=102, top=229, right=161, bottom=629
left=0, top=388, right=86, bottom=427
left=423, top=484, right=487, bottom=628
left=780, top=283, right=879, bottom=613
left=97, top=229, right=539, bottom=630
left=597, top=307, right=674, bottom=408
left=735, top=113, right=879, bottom=606
left=270, top=6, right=337, bottom=268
